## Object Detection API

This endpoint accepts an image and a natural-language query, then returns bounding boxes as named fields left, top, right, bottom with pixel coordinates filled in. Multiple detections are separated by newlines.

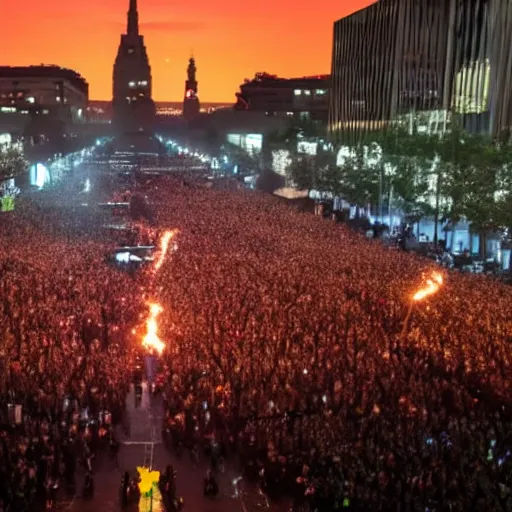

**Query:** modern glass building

left=329, top=0, right=512, bottom=142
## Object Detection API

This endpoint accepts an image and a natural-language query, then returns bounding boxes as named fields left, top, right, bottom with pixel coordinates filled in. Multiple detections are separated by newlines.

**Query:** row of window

left=1, top=93, right=66, bottom=104
left=125, top=93, right=148, bottom=102
left=294, top=89, right=327, bottom=96
left=286, top=111, right=311, bottom=119
left=0, top=106, right=49, bottom=114
left=128, top=80, right=148, bottom=88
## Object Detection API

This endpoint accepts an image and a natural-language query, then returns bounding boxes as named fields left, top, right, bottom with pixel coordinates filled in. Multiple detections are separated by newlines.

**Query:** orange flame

left=413, top=271, right=443, bottom=301
left=142, top=303, right=165, bottom=354
left=154, top=229, right=179, bottom=272
left=140, top=229, right=179, bottom=354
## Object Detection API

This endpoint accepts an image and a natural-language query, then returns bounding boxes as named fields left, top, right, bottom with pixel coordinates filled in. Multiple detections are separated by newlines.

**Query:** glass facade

left=329, top=0, right=512, bottom=141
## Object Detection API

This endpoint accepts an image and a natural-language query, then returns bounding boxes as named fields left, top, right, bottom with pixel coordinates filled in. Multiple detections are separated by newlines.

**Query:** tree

left=496, top=191, right=512, bottom=275
left=468, top=141, right=512, bottom=258
left=436, top=130, right=510, bottom=256
left=374, top=128, right=437, bottom=227
left=334, top=143, right=381, bottom=210
left=286, top=155, right=317, bottom=190
left=0, top=146, right=28, bottom=181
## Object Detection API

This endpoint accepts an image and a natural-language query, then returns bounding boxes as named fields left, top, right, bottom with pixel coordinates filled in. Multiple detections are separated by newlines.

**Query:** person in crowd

left=203, top=469, right=219, bottom=498
left=82, top=470, right=94, bottom=500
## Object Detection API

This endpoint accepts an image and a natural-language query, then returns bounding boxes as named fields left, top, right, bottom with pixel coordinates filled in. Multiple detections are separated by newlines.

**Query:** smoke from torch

left=413, top=271, right=443, bottom=301
left=154, top=229, right=179, bottom=272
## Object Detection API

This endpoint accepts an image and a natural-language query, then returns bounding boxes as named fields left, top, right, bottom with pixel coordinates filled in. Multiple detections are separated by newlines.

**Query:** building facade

left=0, top=65, right=88, bottom=134
left=235, top=73, right=330, bottom=122
left=112, top=0, right=155, bottom=132
left=329, top=0, right=512, bottom=142
left=183, top=57, right=200, bottom=121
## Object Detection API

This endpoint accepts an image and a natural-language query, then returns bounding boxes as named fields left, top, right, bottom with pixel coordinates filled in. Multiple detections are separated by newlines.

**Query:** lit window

left=286, top=112, right=294, bottom=116
left=42, top=109, right=49, bottom=114
left=294, top=89, right=302, bottom=96
left=56, top=96, right=61, bottom=102
left=26, top=97, right=35, bottom=103
left=304, top=90, right=311, bottom=96
left=129, top=81, right=136, bottom=87
left=315, top=89, right=326, bottom=95
left=139, top=80, right=148, bottom=86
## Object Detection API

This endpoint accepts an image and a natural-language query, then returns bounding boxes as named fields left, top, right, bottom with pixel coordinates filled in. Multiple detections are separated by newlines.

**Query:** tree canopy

left=283, top=125, right=512, bottom=246
left=0, top=146, right=28, bottom=181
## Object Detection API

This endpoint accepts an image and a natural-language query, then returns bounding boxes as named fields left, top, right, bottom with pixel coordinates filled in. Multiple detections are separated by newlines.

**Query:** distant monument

left=183, top=57, right=200, bottom=121
left=112, top=0, right=155, bottom=133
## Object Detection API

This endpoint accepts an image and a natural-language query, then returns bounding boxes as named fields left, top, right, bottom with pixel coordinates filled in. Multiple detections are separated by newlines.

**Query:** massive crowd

left=0, top=196, right=142, bottom=511
left=152, top=178, right=512, bottom=511
left=0, top=170, right=511, bottom=511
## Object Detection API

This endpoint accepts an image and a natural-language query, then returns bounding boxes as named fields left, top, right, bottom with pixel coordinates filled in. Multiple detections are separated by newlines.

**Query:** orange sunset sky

left=1, top=0, right=374, bottom=103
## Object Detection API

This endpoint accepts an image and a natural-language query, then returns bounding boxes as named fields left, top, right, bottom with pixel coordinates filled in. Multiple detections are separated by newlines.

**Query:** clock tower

left=183, top=57, right=200, bottom=121
left=112, top=0, right=155, bottom=132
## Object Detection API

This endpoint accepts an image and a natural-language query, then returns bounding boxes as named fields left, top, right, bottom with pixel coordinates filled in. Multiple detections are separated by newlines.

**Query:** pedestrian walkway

left=118, top=383, right=163, bottom=449
left=58, top=380, right=286, bottom=512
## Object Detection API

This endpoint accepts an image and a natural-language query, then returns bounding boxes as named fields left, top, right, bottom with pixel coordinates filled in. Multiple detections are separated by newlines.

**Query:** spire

left=187, top=56, right=196, bottom=82
left=127, top=0, right=139, bottom=36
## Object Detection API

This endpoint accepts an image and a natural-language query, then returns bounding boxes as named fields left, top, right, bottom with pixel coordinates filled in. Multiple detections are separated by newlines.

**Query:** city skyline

left=1, top=0, right=375, bottom=103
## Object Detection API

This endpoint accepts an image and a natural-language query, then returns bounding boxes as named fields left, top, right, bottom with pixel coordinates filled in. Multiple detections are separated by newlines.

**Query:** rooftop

left=0, top=65, right=89, bottom=93
left=241, top=73, right=330, bottom=88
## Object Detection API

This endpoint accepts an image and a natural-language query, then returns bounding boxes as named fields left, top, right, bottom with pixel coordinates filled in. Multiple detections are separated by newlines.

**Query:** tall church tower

left=112, top=0, right=155, bottom=132
left=183, top=57, right=200, bottom=121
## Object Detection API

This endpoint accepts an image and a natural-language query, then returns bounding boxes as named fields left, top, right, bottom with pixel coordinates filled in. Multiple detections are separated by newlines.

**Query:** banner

left=1, top=196, right=15, bottom=212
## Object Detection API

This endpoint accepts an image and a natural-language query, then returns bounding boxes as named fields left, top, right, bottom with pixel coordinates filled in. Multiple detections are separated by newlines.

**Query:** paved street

left=55, top=383, right=285, bottom=512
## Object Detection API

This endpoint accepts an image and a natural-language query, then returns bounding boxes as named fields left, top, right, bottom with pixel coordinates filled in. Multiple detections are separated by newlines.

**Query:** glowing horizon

left=1, top=0, right=375, bottom=102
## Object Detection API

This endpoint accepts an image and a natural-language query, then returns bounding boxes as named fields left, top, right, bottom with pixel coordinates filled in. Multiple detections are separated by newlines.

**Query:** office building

left=329, top=0, right=512, bottom=141
left=235, top=73, right=330, bottom=122
left=112, top=0, right=155, bottom=132
left=0, top=65, right=88, bottom=125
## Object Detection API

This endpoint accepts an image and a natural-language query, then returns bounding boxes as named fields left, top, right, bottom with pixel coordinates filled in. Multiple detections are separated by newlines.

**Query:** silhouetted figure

left=203, top=469, right=219, bottom=498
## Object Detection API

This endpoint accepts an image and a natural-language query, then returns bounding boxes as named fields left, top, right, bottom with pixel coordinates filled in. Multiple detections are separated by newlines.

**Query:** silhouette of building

left=183, top=57, right=200, bottom=121
left=0, top=65, right=88, bottom=136
left=329, top=0, right=512, bottom=141
left=235, top=73, right=330, bottom=121
left=0, top=66, right=87, bottom=121
left=112, top=0, right=155, bottom=132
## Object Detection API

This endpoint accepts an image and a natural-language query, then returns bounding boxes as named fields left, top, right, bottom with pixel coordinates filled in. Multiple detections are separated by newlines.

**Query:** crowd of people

left=150, top=177, right=511, bottom=511
left=1, top=167, right=511, bottom=511
left=0, top=191, right=142, bottom=510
